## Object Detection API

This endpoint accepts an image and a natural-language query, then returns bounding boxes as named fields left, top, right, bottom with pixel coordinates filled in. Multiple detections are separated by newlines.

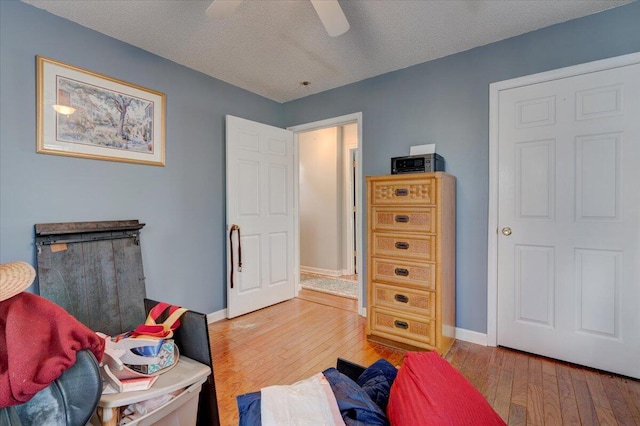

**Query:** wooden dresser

left=366, top=172, right=456, bottom=355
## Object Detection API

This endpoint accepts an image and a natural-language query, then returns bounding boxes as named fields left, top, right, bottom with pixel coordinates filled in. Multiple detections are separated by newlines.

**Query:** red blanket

left=0, top=292, right=105, bottom=407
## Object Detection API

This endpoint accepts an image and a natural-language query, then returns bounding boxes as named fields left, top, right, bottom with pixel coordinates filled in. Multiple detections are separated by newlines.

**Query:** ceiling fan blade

left=310, top=0, right=350, bottom=37
left=206, top=0, right=243, bottom=19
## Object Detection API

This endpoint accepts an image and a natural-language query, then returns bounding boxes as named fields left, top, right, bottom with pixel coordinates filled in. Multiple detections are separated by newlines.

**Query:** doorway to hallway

left=289, top=114, right=363, bottom=314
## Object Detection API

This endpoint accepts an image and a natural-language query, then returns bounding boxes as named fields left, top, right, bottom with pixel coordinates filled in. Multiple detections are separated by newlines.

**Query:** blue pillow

left=322, top=368, right=389, bottom=426
left=236, top=391, right=261, bottom=426
left=355, top=359, right=398, bottom=412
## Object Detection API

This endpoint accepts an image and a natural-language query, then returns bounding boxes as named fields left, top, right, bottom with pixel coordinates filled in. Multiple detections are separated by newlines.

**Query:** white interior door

left=496, top=62, right=640, bottom=378
left=226, top=115, right=295, bottom=318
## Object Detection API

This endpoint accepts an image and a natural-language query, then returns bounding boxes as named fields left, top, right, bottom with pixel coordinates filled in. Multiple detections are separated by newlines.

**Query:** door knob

left=501, top=227, right=512, bottom=236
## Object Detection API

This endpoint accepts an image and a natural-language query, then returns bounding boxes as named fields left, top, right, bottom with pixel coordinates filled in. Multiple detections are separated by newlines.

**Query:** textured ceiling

left=22, top=0, right=633, bottom=102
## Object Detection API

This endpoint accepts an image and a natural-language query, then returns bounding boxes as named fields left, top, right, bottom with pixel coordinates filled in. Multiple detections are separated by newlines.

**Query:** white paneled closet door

left=497, top=62, right=640, bottom=378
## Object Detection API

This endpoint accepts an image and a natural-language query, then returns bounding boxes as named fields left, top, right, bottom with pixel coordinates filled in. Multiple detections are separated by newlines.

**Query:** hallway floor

left=299, top=272, right=358, bottom=298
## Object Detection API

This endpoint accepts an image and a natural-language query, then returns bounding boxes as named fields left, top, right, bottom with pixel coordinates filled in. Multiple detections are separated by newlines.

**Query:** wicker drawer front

left=372, top=282, right=435, bottom=318
left=370, top=308, right=436, bottom=347
left=371, top=207, right=436, bottom=233
left=372, top=232, right=435, bottom=261
left=371, top=258, right=435, bottom=290
left=371, top=178, right=436, bottom=205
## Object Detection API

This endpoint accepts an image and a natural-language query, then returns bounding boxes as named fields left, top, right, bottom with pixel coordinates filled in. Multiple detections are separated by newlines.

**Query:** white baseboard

left=207, top=309, right=227, bottom=324
left=455, top=327, right=488, bottom=346
left=353, top=305, right=484, bottom=344
left=300, top=266, right=343, bottom=277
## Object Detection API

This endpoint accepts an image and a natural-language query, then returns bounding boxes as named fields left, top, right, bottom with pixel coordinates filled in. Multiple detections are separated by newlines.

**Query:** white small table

left=97, top=356, right=211, bottom=426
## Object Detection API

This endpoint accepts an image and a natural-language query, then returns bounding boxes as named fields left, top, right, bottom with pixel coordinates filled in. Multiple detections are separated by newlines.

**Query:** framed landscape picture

left=36, top=56, right=166, bottom=166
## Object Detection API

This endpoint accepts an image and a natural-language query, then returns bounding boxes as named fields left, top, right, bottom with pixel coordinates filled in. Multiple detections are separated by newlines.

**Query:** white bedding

left=260, top=373, right=345, bottom=426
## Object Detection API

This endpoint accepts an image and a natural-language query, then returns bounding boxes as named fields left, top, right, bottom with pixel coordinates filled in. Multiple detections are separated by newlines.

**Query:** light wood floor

left=297, top=287, right=358, bottom=312
left=208, top=298, right=640, bottom=426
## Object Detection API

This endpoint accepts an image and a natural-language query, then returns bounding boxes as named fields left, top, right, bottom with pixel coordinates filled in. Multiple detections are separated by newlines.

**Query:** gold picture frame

left=36, top=56, right=166, bottom=166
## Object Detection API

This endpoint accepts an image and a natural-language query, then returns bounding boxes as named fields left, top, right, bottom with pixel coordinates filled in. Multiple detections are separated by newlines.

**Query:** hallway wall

left=299, top=127, right=344, bottom=274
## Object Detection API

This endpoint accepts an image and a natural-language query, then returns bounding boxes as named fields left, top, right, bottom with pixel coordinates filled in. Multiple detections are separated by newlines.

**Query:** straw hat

left=0, top=261, right=36, bottom=302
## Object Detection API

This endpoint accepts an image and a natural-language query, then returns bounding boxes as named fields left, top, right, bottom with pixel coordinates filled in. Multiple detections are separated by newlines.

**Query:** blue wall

left=0, top=0, right=282, bottom=315
left=2, top=0, right=639, bottom=333
left=282, top=1, right=640, bottom=333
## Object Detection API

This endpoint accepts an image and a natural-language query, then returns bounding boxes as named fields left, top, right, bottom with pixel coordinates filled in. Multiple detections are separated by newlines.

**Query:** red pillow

left=387, top=351, right=505, bottom=425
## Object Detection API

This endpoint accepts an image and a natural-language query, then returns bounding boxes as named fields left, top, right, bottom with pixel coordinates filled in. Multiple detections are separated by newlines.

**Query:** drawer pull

left=394, top=294, right=409, bottom=303
left=395, top=242, right=410, bottom=250
left=394, top=268, right=409, bottom=276
left=395, top=215, right=410, bottom=223
left=394, top=320, right=409, bottom=329
left=394, top=188, right=409, bottom=196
